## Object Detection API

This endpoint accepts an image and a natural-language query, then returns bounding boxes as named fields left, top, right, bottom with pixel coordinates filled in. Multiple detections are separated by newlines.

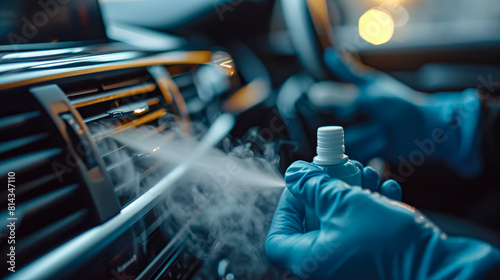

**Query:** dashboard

left=0, top=44, right=241, bottom=279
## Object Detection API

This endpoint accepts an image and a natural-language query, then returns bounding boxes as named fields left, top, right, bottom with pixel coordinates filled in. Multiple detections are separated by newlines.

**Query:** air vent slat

left=82, top=97, right=160, bottom=123
left=17, top=209, right=89, bottom=254
left=114, top=178, right=137, bottom=193
left=0, top=184, right=78, bottom=222
left=83, top=113, right=108, bottom=123
left=99, top=126, right=168, bottom=161
left=101, top=143, right=128, bottom=158
left=15, top=184, right=79, bottom=221
left=141, top=161, right=164, bottom=178
left=0, top=111, right=41, bottom=133
left=0, top=132, right=48, bottom=155
left=102, top=76, right=145, bottom=91
left=65, top=87, right=99, bottom=97
left=0, top=148, right=61, bottom=176
left=92, top=109, right=167, bottom=141
left=106, top=156, right=134, bottom=172
left=16, top=172, right=61, bottom=197
left=71, top=83, right=156, bottom=108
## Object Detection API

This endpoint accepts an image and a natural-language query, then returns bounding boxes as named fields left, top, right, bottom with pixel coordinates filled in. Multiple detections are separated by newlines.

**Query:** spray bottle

left=305, top=126, right=362, bottom=231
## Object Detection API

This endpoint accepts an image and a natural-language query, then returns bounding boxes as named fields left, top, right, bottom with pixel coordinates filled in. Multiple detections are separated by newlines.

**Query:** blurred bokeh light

left=359, top=8, right=395, bottom=45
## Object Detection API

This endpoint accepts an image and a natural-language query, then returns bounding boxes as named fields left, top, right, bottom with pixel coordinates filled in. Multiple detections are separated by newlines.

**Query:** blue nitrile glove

left=320, top=48, right=483, bottom=177
left=265, top=161, right=500, bottom=280
left=350, top=159, right=402, bottom=201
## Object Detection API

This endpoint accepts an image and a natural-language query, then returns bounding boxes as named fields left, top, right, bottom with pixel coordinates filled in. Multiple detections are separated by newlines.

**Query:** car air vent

left=59, top=67, right=186, bottom=207
left=0, top=90, right=95, bottom=276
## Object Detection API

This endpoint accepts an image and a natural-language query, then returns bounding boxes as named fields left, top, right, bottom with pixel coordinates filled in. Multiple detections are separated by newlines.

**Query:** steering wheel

left=280, top=0, right=343, bottom=80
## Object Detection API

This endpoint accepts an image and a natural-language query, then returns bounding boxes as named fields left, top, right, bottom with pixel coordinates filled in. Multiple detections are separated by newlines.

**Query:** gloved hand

left=313, top=48, right=483, bottom=177
left=266, top=161, right=500, bottom=279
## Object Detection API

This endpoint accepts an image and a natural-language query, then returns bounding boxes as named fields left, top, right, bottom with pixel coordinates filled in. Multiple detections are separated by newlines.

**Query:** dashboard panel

left=0, top=42, right=243, bottom=279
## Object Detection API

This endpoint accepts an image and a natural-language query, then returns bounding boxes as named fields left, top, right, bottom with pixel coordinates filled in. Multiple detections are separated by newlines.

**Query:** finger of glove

left=362, top=166, right=380, bottom=192
left=352, top=160, right=380, bottom=192
left=265, top=188, right=318, bottom=269
left=344, top=124, right=387, bottom=162
left=379, top=179, right=403, bottom=201
left=285, top=161, right=353, bottom=220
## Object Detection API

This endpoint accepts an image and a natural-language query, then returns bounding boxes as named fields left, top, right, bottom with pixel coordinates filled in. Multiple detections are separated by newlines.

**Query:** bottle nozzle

left=313, top=126, right=349, bottom=165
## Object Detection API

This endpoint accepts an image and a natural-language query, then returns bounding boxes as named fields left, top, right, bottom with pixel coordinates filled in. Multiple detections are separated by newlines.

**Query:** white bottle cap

left=313, top=126, right=349, bottom=165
